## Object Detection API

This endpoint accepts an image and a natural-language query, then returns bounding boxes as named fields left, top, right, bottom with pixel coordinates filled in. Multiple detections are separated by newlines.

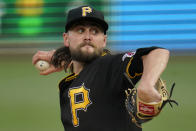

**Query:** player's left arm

left=137, top=48, right=170, bottom=103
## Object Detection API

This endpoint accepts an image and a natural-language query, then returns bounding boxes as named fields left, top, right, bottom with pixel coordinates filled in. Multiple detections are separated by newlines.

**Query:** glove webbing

left=161, top=83, right=178, bottom=109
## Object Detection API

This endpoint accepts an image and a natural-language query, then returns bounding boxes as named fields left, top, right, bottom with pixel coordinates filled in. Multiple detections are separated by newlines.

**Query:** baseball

left=35, top=60, right=50, bottom=71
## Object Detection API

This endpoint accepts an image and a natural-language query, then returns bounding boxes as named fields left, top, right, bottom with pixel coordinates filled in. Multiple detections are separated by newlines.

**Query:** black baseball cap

left=65, top=5, right=108, bottom=34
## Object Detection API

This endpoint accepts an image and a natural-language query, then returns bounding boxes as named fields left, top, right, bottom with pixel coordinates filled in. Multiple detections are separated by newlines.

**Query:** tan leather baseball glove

left=124, top=74, right=178, bottom=128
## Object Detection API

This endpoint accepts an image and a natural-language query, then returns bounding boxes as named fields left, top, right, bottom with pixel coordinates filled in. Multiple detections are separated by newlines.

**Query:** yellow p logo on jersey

left=68, top=84, right=92, bottom=127
left=82, top=6, right=92, bottom=16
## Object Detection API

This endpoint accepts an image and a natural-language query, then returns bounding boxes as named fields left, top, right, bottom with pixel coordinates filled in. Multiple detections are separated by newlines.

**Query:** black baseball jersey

left=58, top=47, right=159, bottom=131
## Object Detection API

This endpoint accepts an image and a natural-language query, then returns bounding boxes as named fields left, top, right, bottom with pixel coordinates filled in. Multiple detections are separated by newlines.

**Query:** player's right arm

left=32, top=50, right=64, bottom=75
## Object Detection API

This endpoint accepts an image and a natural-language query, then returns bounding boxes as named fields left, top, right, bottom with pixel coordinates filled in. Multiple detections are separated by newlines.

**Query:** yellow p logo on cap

left=82, top=7, right=92, bottom=16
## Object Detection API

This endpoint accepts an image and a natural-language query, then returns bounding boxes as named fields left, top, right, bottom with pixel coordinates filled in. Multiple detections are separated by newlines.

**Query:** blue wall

left=109, top=0, right=196, bottom=51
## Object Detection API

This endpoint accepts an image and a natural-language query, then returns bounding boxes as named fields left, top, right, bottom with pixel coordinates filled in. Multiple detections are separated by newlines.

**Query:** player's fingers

left=32, top=51, right=47, bottom=65
left=32, top=50, right=55, bottom=65
left=39, top=66, right=63, bottom=75
left=39, top=67, right=57, bottom=75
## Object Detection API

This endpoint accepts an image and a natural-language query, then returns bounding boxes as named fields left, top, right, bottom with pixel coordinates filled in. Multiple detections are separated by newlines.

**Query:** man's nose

left=84, top=30, right=92, bottom=42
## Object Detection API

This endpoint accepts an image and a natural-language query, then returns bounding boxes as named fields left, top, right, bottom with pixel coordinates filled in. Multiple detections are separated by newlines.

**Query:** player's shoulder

left=100, top=51, right=136, bottom=62
left=98, top=46, right=162, bottom=63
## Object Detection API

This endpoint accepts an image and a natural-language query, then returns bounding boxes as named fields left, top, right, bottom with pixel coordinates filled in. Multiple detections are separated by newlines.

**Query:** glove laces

left=162, top=83, right=178, bottom=109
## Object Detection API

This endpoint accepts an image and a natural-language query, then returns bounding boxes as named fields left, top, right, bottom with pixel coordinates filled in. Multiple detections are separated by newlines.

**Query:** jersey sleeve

left=122, top=46, right=161, bottom=85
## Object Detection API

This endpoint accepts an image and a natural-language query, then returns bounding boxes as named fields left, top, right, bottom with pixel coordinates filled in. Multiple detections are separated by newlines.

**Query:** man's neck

left=72, top=61, right=85, bottom=74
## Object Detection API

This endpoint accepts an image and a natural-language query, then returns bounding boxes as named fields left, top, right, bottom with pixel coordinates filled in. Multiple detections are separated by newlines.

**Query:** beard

left=70, top=42, right=103, bottom=63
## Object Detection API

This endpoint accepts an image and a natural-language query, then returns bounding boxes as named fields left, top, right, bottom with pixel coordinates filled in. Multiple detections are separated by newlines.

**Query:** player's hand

left=32, top=50, right=64, bottom=75
left=137, top=83, right=162, bottom=103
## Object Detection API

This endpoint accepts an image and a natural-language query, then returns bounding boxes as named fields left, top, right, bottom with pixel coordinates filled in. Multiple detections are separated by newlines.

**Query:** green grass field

left=0, top=55, right=195, bottom=131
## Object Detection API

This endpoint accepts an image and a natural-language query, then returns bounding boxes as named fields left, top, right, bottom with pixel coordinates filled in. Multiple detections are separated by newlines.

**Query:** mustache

left=79, top=42, right=95, bottom=48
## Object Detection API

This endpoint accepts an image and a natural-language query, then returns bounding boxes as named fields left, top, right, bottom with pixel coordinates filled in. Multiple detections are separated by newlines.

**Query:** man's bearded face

left=67, top=21, right=106, bottom=63
left=69, top=42, right=103, bottom=63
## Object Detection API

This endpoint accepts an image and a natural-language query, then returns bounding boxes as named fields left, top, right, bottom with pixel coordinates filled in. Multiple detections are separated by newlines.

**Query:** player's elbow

left=159, top=48, right=170, bottom=56
left=142, top=48, right=170, bottom=62
left=153, top=48, right=170, bottom=56
left=160, top=48, right=170, bottom=62
left=150, top=48, right=170, bottom=60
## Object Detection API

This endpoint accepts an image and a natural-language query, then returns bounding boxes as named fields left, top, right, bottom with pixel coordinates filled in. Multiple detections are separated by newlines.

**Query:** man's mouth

left=80, top=43, right=95, bottom=48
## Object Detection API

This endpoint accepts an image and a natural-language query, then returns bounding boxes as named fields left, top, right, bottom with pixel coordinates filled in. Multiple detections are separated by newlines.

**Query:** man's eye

left=78, top=29, right=84, bottom=33
left=92, top=29, right=98, bottom=34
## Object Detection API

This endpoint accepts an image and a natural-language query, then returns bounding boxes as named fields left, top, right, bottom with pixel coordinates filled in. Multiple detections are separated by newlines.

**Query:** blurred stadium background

left=0, top=0, right=195, bottom=131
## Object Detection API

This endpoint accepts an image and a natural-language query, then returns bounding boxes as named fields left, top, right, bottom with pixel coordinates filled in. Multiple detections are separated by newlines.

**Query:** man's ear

left=103, top=35, right=107, bottom=48
left=63, top=33, right=69, bottom=47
